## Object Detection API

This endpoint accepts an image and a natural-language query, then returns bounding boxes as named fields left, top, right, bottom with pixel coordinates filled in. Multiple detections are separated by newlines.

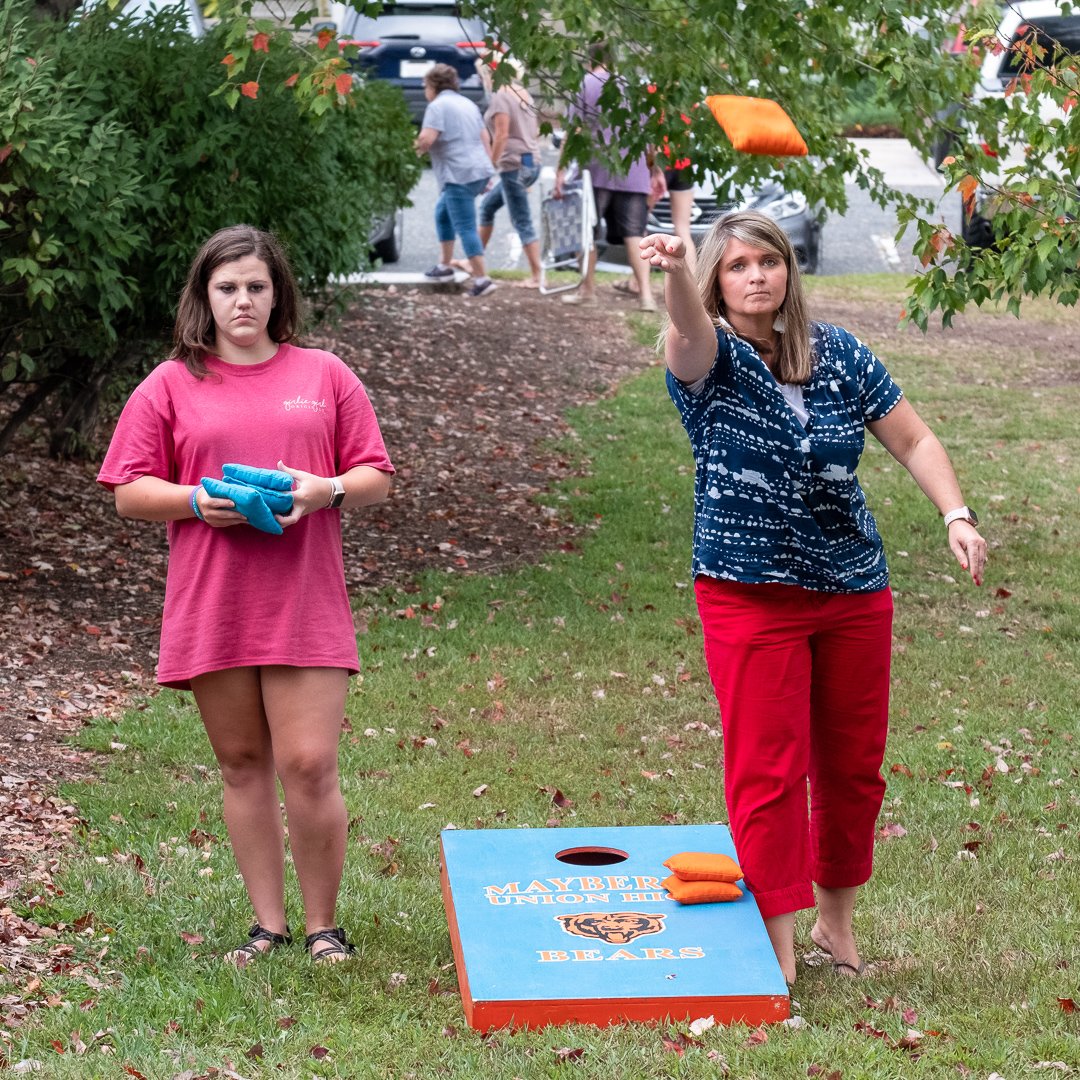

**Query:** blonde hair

left=693, top=210, right=813, bottom=385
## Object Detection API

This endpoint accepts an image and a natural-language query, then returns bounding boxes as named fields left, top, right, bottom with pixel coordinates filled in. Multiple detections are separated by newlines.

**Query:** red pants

left=695, top=578, right=893, bottom=920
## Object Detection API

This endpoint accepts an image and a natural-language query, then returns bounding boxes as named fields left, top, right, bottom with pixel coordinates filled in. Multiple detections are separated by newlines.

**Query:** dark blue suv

left=330, top=0, right=491, bottom=123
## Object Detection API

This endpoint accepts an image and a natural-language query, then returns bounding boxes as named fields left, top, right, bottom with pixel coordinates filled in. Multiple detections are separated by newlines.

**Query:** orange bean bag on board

left=662, top=851, right=744, bottom=883
left=662, top=875, right=744, bottom=905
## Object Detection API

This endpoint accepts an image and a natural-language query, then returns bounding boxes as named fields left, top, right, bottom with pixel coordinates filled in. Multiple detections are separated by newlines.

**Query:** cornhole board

left=439, top=824, right=789, bottom=1031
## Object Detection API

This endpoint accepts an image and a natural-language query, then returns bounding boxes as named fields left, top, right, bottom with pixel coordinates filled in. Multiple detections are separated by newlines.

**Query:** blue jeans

left=478, top=159, right=540, bottom=247
left=434, top=177, right=489, bottom=259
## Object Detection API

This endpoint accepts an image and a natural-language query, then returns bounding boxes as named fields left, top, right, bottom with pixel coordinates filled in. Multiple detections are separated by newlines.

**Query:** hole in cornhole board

left=554, top=846, right=629, bottom=866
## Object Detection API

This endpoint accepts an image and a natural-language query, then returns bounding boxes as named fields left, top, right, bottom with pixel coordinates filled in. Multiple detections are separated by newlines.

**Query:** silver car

left=647, top=176, right=822, bottom=274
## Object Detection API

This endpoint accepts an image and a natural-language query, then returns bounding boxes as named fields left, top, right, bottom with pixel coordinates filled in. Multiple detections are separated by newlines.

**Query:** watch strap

left=943, top=506, right=976, bottom=528
left=326, top=476, right=346, bottom=509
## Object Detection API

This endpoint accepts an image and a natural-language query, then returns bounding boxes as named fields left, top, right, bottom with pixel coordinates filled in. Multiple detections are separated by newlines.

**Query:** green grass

left=9, top=283, right=1079, bottom=1077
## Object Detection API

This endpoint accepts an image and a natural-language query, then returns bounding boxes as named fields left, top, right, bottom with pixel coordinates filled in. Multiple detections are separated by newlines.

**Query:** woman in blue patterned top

left=640, top=211, right=986, bottom=985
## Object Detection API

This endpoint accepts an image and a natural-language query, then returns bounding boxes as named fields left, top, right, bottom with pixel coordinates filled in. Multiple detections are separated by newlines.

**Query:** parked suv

left=959, top=1, right=1080, bottom=245
left=330, top=0, right=491, bottom=123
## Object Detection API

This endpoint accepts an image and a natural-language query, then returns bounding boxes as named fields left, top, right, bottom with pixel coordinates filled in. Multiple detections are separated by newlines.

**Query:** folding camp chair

left=539, top=168, right=595, bottom=296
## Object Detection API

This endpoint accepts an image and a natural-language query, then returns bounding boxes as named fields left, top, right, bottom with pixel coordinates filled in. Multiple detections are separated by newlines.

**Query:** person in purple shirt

left=554, top=41, right=663, bottom=311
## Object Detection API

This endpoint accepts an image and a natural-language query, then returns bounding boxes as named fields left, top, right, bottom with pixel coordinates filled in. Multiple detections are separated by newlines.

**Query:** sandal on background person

left=226, top=922, right=292, bottom=966
left=305, top=927, right=355, bottom=964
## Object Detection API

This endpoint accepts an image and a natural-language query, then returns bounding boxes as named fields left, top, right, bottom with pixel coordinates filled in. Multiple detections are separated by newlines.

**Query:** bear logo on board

left=555, top=912, right=667, bottom=944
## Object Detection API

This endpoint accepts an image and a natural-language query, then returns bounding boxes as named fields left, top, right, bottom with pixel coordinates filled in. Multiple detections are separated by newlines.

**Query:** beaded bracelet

left=191, top=488, right=206, bottom=522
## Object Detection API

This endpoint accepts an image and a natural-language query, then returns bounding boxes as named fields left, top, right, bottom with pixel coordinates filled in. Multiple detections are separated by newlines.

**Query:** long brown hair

left=694, top=210, right=813, bottom=384
left=173, top=225, right=301, bottom=377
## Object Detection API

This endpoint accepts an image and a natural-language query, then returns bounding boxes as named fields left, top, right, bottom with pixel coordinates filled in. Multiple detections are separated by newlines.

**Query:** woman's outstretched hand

left=948, top=521, right=987, bottom=586
left=639, top=232, right=689, bottom=274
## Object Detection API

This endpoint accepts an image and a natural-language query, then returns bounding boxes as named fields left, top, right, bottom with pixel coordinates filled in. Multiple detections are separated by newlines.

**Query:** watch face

left=967, top=508, right=979, bottom=527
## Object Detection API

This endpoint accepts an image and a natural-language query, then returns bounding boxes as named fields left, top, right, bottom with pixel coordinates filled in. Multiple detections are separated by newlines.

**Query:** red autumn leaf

left=744, top=1026, right=769, bottom=1047
left=958, top=175, right=979, bottom=215
left=179, top=931, right=204, bottom=945
left=246, top=1043, right=264, bottom=1059
left=221, top=53, right=236, bottom=68
left=122, top=1067, right=148, bottom=1079
left=335, top=72, right=353, bottom=95
left=661, top=1036, right=686, bottom=1055
left=240, top=81, right=259, bottom=99
left=995, top=587, right=1012, bottom=598
left=317, top=28, right=334, bottom=49
left=1059, top=997, right=1076, bottom=1013
left=890, top=763, right=913, bottom=777
left=284, top=72, right=299, bottom=87
left=540, top=785, right=573, bottom=808
left=51, top=1039, right=65, bottom=1053
left=0, top=143, right=13, bottom=164
left=311, top=1044, right=330, bottom=1059
left=854, top=1019, right=889, bottom=1041
left=252, top=32, right=270, bottom=52
left=277, top=1016, right=297, bottom=1028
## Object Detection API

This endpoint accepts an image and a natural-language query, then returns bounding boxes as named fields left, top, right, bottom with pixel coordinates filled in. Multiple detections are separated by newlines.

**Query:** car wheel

left=794, top=230, right=820, bottom=275
left=960, top=200, right=993, bottom=249
left=373, top=209, right=404, bottom=264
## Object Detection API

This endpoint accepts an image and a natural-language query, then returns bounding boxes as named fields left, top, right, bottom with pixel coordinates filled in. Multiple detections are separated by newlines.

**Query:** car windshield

left=999, top=16, right=1080, bottom=77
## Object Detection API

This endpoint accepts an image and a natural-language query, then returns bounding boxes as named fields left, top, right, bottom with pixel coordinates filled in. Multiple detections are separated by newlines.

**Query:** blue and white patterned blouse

left=667, top=322, right=903, bottom=593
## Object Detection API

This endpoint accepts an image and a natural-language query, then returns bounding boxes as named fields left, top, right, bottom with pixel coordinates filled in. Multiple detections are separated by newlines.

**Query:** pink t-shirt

left=97, top=343, right=394, bottom=689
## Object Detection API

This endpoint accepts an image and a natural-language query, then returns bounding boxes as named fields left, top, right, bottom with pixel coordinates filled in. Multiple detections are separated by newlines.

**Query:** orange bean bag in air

left=704, top=95, right=808, bottom=157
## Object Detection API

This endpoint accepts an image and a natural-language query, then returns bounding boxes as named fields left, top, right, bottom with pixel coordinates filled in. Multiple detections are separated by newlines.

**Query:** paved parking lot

left=389, top=139, right=957, bottom=280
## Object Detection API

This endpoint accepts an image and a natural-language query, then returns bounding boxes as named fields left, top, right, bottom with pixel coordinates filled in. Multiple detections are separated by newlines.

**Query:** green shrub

left=0, top=1, right=419, bottom=457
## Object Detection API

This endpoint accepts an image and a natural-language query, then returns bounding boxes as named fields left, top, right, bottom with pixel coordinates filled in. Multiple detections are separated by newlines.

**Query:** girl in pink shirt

left=98, top=225, right=394, bottom=964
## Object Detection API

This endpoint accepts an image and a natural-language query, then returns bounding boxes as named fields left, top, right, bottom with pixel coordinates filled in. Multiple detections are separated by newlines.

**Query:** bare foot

left=810, top=921, right=866, bottom=977
left=513, top=278, right=540, bottom=289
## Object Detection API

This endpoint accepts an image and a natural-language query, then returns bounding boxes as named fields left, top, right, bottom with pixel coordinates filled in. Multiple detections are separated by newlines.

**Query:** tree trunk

left=48, top=367, right=109, bottom=460
left=0, top=378, right=60, bottom=457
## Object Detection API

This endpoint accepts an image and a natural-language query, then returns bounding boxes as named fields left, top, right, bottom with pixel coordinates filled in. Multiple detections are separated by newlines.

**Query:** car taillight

left=341, top=39, right=378, bottom=49
left=456, top=41, right=487, bottom=48
left=945, top=27, right=967, bottom=55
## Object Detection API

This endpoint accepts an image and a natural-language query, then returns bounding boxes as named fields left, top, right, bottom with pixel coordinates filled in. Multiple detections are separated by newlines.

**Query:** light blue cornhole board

left=440, top=824, right=790, bottom=1030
